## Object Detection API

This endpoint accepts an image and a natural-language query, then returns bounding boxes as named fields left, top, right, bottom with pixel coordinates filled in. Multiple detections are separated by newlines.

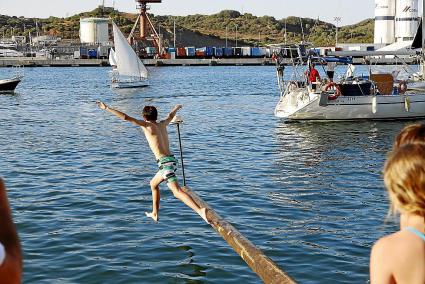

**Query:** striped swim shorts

left=157, top=155, right=178, bottom=183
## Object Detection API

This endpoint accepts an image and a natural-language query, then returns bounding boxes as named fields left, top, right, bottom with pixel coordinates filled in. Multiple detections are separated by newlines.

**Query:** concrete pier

left=144, top=58, right=274, bottom=66
left=0, top=56, right=419, bottom=67
left=0, top=58, right=108, bottom=67
left=0, top=57, right=273, bottom=67
left=182, top=186, right=296, bottom=284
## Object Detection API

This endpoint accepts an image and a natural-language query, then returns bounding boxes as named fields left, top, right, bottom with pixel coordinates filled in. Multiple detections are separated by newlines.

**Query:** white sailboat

left=108, top=47, right=117, bottom=69
left=273, top=46, right=425, bottom=120
left=111, top=22, right=149, bottom=88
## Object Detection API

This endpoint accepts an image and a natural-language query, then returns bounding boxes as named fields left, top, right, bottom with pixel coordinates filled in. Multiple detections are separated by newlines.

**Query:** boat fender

left=405, top=96, right=411, bottom=112
left=322, top=82, right=342, bottom=100
left=398, top=81, right=407, bottom=94
left=372, top=96, right=377, bottom=114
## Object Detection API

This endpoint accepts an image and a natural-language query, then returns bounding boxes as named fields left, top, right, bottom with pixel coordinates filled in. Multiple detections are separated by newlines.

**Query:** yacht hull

left=111, top=80, right=149, bottom=89
left=275, top=91, right=425, bottom=120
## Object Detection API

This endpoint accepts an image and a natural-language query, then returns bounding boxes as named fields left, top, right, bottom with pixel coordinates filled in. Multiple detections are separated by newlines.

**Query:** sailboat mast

left=422, top=0, right=425, bottom=76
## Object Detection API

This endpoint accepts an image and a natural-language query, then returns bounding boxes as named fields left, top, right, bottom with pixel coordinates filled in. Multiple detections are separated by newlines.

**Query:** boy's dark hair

left=142, top=106, right=158, bottom=121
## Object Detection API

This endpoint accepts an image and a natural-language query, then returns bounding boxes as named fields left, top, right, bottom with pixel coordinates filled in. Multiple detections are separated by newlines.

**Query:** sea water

left=0, top=65, right=421, bottom=283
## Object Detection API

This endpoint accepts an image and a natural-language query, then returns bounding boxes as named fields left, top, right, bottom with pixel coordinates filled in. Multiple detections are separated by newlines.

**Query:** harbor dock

left=0, top=57, right=419, bottom=67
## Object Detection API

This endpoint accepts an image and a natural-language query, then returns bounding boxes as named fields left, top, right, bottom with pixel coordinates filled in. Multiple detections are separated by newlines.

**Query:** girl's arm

left=370, top=238, right=394, bottom=284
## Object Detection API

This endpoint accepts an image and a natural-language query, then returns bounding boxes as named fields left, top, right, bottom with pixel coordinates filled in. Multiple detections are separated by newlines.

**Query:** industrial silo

left=374, top=0, right=396, bottom=44
left=395, top=0, right=420, bottom=42
left=79, top=18, right=109, bottom=44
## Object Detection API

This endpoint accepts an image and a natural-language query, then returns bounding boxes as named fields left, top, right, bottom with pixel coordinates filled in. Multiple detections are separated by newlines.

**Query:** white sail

left=108, top=48, right=117, bottom=67
left=112, top=22, right=148, bottom=79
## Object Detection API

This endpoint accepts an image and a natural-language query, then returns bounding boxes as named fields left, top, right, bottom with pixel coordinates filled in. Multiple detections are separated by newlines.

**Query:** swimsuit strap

left=405, top=227, right=425, bottom=242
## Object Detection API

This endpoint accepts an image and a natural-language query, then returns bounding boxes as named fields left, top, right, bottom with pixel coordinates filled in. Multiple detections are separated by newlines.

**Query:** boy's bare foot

left=145, top=212, right=159, bottom=222
left=200, top=208, right=210, bottom=224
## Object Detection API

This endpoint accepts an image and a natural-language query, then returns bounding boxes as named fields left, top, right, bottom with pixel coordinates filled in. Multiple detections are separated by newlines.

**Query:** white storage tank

left=80, top=18, right=109, bottom=44
left=374, top=0, right=396, bottom=44
left=395, top=0, right=419, bottom=42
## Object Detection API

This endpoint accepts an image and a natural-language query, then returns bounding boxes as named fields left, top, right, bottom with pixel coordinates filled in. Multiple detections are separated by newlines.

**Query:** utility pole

left=299, top=18, right=304, bottom=42
left=235, top=24, right=238, bottom=48
left=422, top=0, right=425, bottom=77
left=173, top=18, right=176, bottom=48
left=334, top=16, right=341, bottom=47
left=258, top=31, right=261, bottom=46
left=225, top=26, right=228, bottom=48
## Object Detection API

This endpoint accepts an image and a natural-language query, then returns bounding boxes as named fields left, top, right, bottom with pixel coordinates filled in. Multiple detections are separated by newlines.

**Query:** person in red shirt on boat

left=307, top=63, right=321, bottom=91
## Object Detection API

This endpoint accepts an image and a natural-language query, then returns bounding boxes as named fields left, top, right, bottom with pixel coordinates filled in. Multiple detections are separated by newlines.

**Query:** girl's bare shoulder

left=373, top=230, right=423, bottom=261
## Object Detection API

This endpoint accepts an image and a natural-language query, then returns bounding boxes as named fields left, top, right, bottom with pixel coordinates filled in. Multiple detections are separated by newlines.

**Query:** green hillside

left=0, top=7, right=373, bottom=46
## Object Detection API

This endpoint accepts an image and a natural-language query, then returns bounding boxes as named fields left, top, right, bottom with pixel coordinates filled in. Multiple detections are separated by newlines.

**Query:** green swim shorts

left=157, top=155, right=178, bottom=183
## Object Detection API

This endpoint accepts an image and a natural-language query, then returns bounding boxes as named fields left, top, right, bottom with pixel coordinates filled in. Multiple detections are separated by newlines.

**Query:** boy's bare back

left=141, top=121, right=171, bottom=160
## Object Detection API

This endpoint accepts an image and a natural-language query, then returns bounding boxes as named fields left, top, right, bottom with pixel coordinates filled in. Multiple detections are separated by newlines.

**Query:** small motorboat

left=0, top=76, right=22, bottom=92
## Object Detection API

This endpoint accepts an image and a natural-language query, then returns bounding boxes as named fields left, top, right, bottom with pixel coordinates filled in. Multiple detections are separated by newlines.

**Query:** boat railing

left=11, top=65, right=23, bottom=80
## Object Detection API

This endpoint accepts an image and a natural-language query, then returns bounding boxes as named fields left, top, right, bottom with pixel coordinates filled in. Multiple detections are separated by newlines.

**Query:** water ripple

left=0, top=66, right=421, bottom=283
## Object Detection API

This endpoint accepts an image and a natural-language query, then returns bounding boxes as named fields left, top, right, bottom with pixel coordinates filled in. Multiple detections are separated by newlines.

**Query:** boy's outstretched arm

left=162, top=104, right=182, bottom=125
left=96, top=101, right=147, bottom=127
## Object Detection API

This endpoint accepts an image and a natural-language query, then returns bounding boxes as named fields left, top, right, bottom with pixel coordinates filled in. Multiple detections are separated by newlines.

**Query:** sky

left=0, top=0, right=375, bottom=26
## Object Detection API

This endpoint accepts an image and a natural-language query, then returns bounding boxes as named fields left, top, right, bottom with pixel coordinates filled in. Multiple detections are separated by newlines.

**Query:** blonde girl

left=370, top=143, right=425, bottom=283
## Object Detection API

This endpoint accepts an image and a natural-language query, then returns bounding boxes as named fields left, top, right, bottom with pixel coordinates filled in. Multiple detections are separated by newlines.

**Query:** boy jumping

left=96, top=101, right=208, bottom=223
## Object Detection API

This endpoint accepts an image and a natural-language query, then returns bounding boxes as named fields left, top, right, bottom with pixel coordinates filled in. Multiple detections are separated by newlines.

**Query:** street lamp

left=334, top=16, right=341, bottom=47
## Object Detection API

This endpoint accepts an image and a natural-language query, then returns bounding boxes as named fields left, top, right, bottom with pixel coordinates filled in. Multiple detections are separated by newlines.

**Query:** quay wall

left=0, top=57, right=419, bottom=67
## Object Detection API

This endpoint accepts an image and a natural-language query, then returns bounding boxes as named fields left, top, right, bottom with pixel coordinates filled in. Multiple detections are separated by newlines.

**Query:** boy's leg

left=166, top=180, right=209, bottom=224
left=145, top=171, right=164, bottom=222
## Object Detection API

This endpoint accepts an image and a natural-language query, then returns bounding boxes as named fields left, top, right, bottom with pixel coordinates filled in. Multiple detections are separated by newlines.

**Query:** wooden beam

left=182, top=187, right=296, bottom=284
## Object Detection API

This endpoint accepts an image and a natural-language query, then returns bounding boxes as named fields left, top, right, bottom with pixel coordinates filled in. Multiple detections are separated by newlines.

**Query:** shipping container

left=250, top=47, right=266, bottom=57
left=185, top=47, right=196, bottom=57
left=204, top=47, right=213, bottom=57
left=88, top=49, right=97, bottom=59
left=163, top=53, right=171, bottom=59
left=195, top=47, right=213, bottom=58
left=213, top=47, right=223, bottom=57
left=145, top=47, right=157, bottom=55
left=259, top=47, right=268, bottom=57
left=223, top=47, right=233, bottom=57
left=97, top=46, right=108, bottom=59
left=195, top=48, right=206, bottom=58
left=176, top=47, right=186, bottom=57
left=241, top=47, right=251, bottom=57
left=265, top=48, right=273, bottom=58
left=233, top=47, right=242, bottom=57
left=80, top=47, right=88, bottom=59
